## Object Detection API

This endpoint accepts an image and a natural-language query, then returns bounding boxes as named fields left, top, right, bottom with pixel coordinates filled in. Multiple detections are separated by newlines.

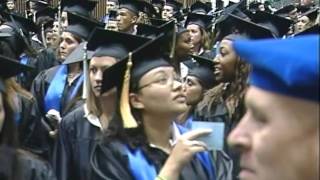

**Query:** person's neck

left=194, top=44, right=201, bottom=55
left=68, top=63, right=81, bottom=74
left=122, top=26, right=135, bottom=34
left=143, top=113, right=174, bottom=152
left=176, top=105, right=193, bottom=124
left=98, top=93, right=116, bottom=129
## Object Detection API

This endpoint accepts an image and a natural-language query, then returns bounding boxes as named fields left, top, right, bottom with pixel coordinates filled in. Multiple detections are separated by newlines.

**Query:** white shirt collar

left=83, top=104, right=103, bottom=130
left=149, top=122, right=181, bottom=148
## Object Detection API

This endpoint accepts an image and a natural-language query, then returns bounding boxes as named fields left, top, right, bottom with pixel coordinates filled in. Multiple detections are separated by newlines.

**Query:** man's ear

left=131, top=15, right=138, bottom=24
left=129, top=93, right=144, bottom=109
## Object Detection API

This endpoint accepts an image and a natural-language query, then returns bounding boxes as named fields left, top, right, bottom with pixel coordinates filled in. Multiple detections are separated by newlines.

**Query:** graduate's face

left=295, top=16, right=311, bottom=32
left=214, top=39, right=238, bottom=82
left=106, top=20, right=118, bottom=31
left=175, top=32, right=193, bottom=59
left=228, top=86, right=319, bottom=180
left=0, top=93, right=5, bottom=133
left=106, top=1, right=117, bottom=13
left=61, top=11, right=68, bottom=30
left=130, top=66, right=187, bottom=116
left=89, top=56, right=117, bottom=97
left=6, top=1, right=15, bottom=10
left=185, top=76, right=203, bottom=105
left=59, top=32, right=80, bottom=59
left=116, top=8, right=137, bottom=33
left=187, top=24, right=202, bottom=52
left=162, top=5, right=174, bottom=20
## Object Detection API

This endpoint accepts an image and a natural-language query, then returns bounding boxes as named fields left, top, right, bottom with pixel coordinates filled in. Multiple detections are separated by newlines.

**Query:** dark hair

left=0, top=91, right=18, bottom=148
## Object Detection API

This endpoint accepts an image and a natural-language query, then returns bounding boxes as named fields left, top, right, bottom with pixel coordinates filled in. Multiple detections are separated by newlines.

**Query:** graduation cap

left=0, top=54, right=33, bottom=79
left=62, top=0, right=97, bottom=17
left=101, top=34, right=172, bottom=128
left=26, top=0, right=49, bottom=6
left=234, top=35, right=319, bottom=102
left=136, top=23, right=161, bottom=38
left=0, top=54, right=33, bottom=91
left=227, top=13, right=280, bottom=39
left=296, top=5, right=311, bottom=14
left=150, top=18, right=168, bottom=27
left=165, top=0, right=182, bottom=12
left=2, top=12, right=38, bottom=34
left=152, top=0, right=164, bottom=8
left=35, top=6, right=57, bottom=20
left=190, top=1, right=211, bottom=14
left=185, top=13, right=213, bottom=30
left=118, top=0, right=141, bottom=15
left=215, top=0, right=248, bottom=24
left=65, top=12, right=104, bottom=40
left=187, top=54, right=217, bottom=89
left=295, top=24, right=319, bottom=36
left=274, top=4, right=296, bottom=17
left=250, top=11, right=293, bottom=38
left=87, top=27, right=150, bottom=60
left=140, top=0, right=158, bottom=18
left=298, top=8, right=319, bottom=22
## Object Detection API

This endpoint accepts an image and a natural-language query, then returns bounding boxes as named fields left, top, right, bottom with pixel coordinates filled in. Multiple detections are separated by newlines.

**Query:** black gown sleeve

left=53, top=110, right=75, bottom=180
left=15, top=149, right=57, bottom=180
left=91, top=142, right=134, bottom=180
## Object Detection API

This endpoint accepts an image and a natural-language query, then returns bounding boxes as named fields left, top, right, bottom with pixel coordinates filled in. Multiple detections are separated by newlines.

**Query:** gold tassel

left=169, top=20, right=177, bottom=59
left=120, top=52, right=138, bottom=128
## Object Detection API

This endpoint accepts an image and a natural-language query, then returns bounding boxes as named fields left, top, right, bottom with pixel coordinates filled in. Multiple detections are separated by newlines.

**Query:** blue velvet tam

left=233, top=35, right=319, bottom=102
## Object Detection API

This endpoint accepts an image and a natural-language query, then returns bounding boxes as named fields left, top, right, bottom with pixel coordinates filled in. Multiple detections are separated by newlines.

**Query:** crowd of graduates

left=0, top=0, right=319, bottom=180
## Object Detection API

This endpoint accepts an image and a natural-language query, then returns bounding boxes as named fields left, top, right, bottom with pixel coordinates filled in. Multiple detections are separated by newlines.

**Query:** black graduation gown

left=29, top=65, right=84, bottom=160
left=31, top=65, right=84, bottom=117
left=16, top=49, right=58, bottom=90
left=91, top=139, right=214, bottom=180
left=54, top=105, right=102, bottom=180
left=0, top=146, right=56, bottom=180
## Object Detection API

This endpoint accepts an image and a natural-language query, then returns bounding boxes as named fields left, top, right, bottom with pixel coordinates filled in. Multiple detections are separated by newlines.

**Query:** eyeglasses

left=138, top=73, right=183, bottom=90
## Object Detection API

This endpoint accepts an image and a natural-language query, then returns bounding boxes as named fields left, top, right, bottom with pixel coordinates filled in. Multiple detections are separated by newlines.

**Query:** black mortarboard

left=26, top=0, right=49, bottom=6
left=101, top=35, right=171, bottom=128
left=87, top=27, right=150, bottom=60
left=65, top=12, right=104, bottom=40
left=299, top=8, right=319, bottom=21
left=274, top=4, right=296, bottom=17
left=295, top=24, right=319, bottom=36
left=119, top=0, right=141, bottom=15
left=296, top=5, right=311, bottom=14
left=35, top=6, right=57, bottom=20
left=0, top=54, right=33, bottom=80
left=215, top=0, right=248, bottom=24
left=136, top=23, right=161, bottom=38
left=185, top=13, right=213, bottom=30
left=165, top=0, right=182, bottom=12
left=187, top=54, right=217, bottom=89
left=140, top=0, right=158, bottom=18
left=227, top=13, right=278, bottom=39
left=2, top=12, right=37, bottom=34
left=62, top=0, right=97, bottom=17
left=0, top=55, right=32, bottom=91
left=150, top=18, right=168, bottom=27
left=190, top=1, right=211, bottom=14
left=152, top=0, right=164, bottom=8
left=251, top=11, right=293, bottom=38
